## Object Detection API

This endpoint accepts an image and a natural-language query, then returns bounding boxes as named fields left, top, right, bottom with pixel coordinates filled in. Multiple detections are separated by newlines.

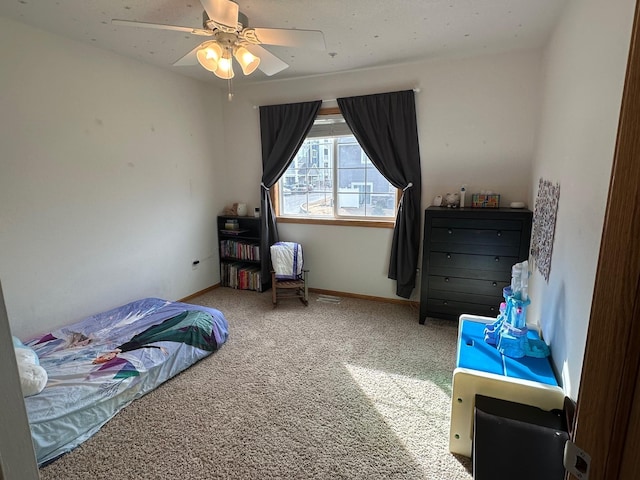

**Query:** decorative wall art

left=530, top=178, right=560, bottom=282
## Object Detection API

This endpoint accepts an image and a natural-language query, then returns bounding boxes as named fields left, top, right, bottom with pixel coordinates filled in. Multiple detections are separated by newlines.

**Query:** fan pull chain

left=227, top=77, right=234, bottom=102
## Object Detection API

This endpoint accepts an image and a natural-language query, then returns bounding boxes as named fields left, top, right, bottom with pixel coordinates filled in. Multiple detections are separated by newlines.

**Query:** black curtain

left=337, top=90, right=422, bottom=298
left=259, top=100, right=322, bottom=280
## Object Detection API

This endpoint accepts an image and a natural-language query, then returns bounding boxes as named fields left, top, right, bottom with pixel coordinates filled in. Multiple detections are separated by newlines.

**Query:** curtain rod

left=253, top=88, right=420, bottom=109
left=320, top=88, right=421, bottom=104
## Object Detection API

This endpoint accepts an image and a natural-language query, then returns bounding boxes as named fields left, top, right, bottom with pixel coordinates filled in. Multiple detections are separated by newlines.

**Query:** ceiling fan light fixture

left=234, top=46, right=260, bottom=75
left=115, top=2, right=326, bottom=84
left=196, top=41, right=223, bottom=72
left=214, top=48, right=235, bottom=79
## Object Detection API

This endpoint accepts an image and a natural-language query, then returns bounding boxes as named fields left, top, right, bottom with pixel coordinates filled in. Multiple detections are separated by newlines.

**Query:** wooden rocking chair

left=270, top=242, right=309, bottom=306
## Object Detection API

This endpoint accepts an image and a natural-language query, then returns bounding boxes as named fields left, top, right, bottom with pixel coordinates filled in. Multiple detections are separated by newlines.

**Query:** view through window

left=277, top=114, right=397, bottom=220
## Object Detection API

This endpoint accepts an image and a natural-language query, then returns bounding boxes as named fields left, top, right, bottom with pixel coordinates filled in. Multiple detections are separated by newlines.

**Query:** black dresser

left=419, top=207, right=532, bottom=323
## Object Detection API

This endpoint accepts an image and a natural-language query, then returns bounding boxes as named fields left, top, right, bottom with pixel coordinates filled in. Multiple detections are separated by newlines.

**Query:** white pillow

left=14, top=344, right=48, bottom=397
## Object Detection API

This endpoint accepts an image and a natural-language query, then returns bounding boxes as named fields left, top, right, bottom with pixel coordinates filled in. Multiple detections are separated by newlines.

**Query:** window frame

left=273, top=107, right=399, bottom=229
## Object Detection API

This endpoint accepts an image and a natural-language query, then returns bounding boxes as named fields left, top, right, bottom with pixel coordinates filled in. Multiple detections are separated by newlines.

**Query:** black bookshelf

left=217, top=216, right=270, bottom=292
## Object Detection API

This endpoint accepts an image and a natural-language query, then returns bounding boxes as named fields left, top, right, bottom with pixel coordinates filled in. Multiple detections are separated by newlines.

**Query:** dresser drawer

left=432, top=218, right=523, bottom=231
left=425, top=297, right=501, bottom=319
left=427, top=275, right=508, bottom=297
left=429, top=241, right=520, bottom=257
left=427, top=288, right=502, bottom=307
left=428, top=251, right=517, bottom=273
left=430, top=227, right=521, bottom=247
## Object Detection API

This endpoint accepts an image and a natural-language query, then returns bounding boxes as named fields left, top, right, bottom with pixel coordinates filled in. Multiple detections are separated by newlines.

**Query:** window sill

left=277, top=216, right=395, bottom=228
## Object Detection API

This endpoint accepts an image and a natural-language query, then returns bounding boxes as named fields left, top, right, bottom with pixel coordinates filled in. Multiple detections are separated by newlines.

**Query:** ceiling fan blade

left=112, top=19, right=212, bottom=36
left=245, top=44, right=289, bottom=76
left=252, top=28, right=326, bottom=51
left=172, top=45, right=201, bottom=67
left=200, top=0, right=239, bottom=28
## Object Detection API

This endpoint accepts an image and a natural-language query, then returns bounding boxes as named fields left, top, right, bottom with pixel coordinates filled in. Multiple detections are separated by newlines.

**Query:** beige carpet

left=39, top=288, right=472, bottom=479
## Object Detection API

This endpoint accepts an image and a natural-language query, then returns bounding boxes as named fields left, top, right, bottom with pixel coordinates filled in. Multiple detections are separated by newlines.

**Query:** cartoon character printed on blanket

left=22, top=297, right=229, bottom=466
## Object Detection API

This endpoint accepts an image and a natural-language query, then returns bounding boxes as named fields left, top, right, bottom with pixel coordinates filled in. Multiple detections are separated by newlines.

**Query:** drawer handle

left=495, top=256, right=500, bottom=262
left=492, top=281, right=497, bottom=287
left=444, top=277, right=450, bottom=283
left=443, top=301, right=448, bottom=305
left=446, top=253, right=452, bottom=260
left=489, top=306, right=496, bottom=312
left=448, top=229, right=453, bottom=234
left=497, top=231, right=502, bottom=237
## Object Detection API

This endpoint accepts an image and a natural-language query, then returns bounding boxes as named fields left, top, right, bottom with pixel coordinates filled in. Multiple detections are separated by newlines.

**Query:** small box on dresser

left=419, top=206, right=532, bottom=323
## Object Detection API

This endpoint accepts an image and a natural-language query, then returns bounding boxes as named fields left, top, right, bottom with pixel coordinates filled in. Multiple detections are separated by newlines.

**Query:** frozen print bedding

left=22, top=297, right=229, bottom=466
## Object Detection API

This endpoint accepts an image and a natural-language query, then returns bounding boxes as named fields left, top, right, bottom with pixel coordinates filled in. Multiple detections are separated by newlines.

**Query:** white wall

left=528, top=0, right=635, bottom=399
left=222, top=50, right=542, bottom=299
left=0, top=17, right=227, bottom=338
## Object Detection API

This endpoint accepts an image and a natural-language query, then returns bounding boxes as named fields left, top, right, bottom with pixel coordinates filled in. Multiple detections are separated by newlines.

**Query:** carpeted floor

left=39, top=288, right=473, bottom=479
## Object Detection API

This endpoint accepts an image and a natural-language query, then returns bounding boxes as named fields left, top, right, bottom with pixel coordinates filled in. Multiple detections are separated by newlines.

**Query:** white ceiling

left=0, top=0, right=567, bottom=85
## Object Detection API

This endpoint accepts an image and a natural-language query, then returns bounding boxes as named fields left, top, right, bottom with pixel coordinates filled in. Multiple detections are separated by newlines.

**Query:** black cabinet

left=217, top=216, right=270, bottom=292
left=419, top=207, right=532, bottom=323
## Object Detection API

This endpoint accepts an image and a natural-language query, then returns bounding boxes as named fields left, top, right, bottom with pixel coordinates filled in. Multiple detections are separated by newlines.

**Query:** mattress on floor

left=23, top=297, right=229, bottom=466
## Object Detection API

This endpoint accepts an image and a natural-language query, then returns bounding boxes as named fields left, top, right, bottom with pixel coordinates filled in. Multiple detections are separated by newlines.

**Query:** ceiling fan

left=112, top=0, right=326, bottom=80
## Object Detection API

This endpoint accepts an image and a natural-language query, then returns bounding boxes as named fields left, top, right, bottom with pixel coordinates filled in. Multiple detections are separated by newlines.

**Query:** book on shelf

left=220, top=240, right=260, bottom=261
left=221, top=261, right=262, bottom=292
left=224, top=219, right=240, bottom=230
left=220, top=229, right=249, bottom=236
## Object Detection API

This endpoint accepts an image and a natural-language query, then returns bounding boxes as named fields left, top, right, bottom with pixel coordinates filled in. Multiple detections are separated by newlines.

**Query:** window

left=276, top=112, right=397, bottom=221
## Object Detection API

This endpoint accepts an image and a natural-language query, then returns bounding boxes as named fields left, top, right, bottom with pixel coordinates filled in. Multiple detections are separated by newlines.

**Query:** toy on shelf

left=484, top=260, right=550, bottom=358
